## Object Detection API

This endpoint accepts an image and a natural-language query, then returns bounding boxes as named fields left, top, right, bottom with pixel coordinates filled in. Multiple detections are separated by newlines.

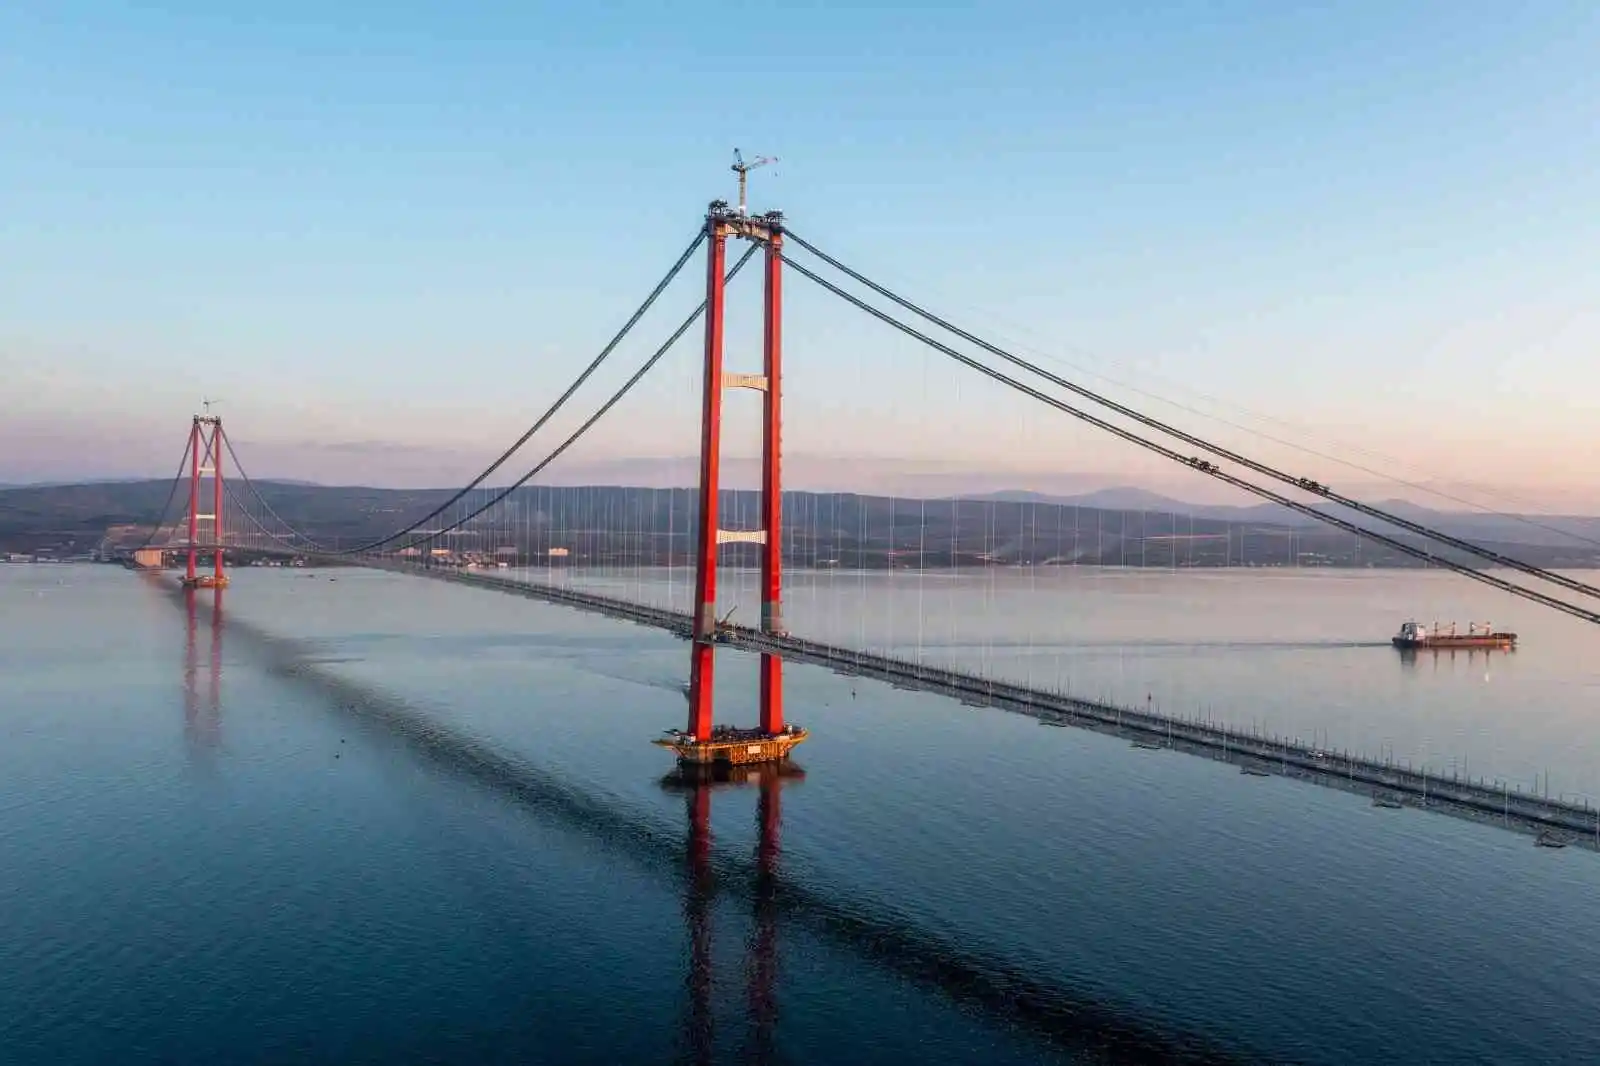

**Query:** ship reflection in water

left=661, top=761, right=802, bottom=1066
left=182, top=586, right=225, bottom=755
left=1396, top=644, right=1512, bottom=677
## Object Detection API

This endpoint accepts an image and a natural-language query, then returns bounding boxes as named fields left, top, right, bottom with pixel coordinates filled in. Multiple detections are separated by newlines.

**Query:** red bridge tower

left=182, top=412, right=229, bottom=590
left=655, top=202, right=808, bottom=766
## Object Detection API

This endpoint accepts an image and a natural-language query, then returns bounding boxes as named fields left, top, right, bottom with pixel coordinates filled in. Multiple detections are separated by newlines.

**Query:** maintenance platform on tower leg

left=654, top=726, right=809, bottom=766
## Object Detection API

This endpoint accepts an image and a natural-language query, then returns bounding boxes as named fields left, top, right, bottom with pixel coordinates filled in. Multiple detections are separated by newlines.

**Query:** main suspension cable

left=133, top=434, right=196, bottom=551
left=382, top=242, right=763, bottom=555
left=1001, top=336, right=1600, bottom=552
left=782, top=252, right=1600, bottom=628
left=818, top=248, right=1600, bottom=553
left=345, top=228, right=708, bottom=554
left=783, top=230, right=1600, bottom=604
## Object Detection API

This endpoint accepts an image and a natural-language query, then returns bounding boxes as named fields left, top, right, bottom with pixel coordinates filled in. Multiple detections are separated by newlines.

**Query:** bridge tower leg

left=212, top=421, right=226, bottom=585
left=686, top=217, right=729, bottom=744
left=663, top=203, right=807, bottom=766
left=185, top=418, right=202, bottom=584
left=759, top=231, right=785, bottom=735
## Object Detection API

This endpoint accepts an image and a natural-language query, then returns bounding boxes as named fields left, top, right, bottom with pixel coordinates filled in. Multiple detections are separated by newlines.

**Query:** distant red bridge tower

left=182, top=412, right=229, bottom=590
left=655, top=202, right=808, bottom=767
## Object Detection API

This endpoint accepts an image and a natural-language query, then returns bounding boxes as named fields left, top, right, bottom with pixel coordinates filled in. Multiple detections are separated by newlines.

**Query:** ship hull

left=1392, top=635, right=1515, bottom=650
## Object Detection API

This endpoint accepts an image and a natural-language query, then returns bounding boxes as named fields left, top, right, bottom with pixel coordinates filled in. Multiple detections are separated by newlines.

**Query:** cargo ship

left=1392, top=620, right=1516, bottom=650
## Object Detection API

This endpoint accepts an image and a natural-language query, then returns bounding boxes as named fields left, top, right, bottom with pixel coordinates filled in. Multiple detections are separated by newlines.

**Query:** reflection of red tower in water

left=747, top=770, right=781, bottom=1062
left=182, top=587, right=225, bottom=750
left=675, top=762, right=799, bottom=1065
left=683, top=784, right=715, bottom=1065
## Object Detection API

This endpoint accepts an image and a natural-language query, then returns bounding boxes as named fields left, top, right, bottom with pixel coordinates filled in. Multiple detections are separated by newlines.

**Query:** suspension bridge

left=125, top=199, right=1600, bottom=848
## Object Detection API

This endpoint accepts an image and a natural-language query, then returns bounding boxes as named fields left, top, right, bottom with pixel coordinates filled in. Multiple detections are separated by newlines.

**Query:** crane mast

left=730, top=148, right=776, bottom=215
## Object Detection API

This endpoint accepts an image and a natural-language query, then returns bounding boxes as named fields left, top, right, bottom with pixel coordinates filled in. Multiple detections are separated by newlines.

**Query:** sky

left=3, top=1, right=1597, bottom=510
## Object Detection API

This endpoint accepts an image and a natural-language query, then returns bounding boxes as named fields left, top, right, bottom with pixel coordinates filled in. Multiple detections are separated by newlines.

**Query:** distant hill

left=1327, top=499, right=1600, bottom=549
left=974, top=487, right=1193, bottom=512
left=1, top=478, right=144, bottom=489
left=6, top=479, right=1600, bottom=570
left=0, top=476, right=323, bottom=489
left=972, top=487, right=1600, bottom=550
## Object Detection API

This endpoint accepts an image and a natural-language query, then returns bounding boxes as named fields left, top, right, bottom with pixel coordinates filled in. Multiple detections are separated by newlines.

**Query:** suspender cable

left=783, top=230, right=1600, bottom=604
left=383, top=243, right=763, bottom=555
left=781, top=252, right=1600, bottom=629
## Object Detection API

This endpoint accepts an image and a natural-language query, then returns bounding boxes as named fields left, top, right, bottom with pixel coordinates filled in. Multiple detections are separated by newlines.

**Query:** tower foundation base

left=653, top=728, right=808, bottom=766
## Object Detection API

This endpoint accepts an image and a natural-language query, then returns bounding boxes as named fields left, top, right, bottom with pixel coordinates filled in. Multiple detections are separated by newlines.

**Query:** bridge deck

left=305, top=558, right=1600, bottom=850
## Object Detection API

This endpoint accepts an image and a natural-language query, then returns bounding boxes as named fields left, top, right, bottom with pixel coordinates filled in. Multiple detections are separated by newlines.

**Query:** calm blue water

left=3, top=564, right=1598, bottom=1065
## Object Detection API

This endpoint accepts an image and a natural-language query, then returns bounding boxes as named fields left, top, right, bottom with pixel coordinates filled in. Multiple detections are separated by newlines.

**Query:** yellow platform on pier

left=653, top=728, right=809, bottom=766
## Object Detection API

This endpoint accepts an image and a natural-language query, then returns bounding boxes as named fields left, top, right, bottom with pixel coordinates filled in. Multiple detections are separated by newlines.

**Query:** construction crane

left=730, top=148, right=776, bottom=215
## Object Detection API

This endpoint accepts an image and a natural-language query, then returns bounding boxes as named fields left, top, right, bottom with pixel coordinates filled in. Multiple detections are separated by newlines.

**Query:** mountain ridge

left=6, top=479, right=1600, bottom=569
